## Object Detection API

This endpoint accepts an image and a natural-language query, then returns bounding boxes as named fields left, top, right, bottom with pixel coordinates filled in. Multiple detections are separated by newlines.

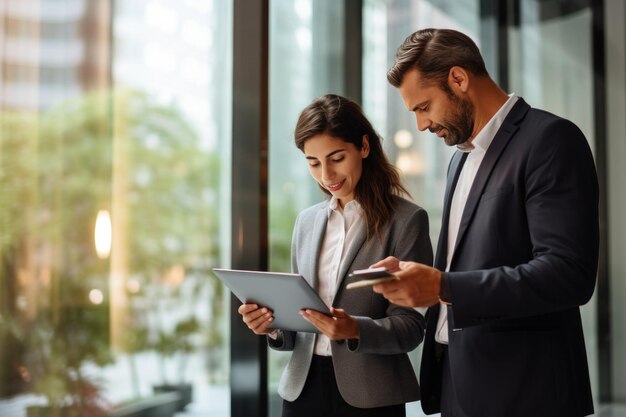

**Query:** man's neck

left=468, top=78, right=510, bottom=140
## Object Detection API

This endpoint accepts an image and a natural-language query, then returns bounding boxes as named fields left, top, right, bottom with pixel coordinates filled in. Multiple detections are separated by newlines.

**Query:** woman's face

left=303, top=133, right=369, bottom=208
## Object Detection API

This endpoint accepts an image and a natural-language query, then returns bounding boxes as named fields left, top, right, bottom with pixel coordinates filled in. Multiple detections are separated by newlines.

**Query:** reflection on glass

left=268, top=1, right=345, bottom=416
left=95, top=210, right=113, bottom=259
left=394, top=129, right=414, bottom=149
left=508, top=1, right=598, bottom=407
left=363, top=1, right=481, bottom=416
left=364, top=0, right=480, bottom=249
left=0, top=1, right=232, bottom=416
left=89, top=289, right=105, bottom=305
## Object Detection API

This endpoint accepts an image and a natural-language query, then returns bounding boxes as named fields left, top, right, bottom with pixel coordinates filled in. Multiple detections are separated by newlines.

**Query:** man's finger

left=331, top=307, right=347, bottom=318
left=372, top=279, right=402, bottom=294
left=370, top=256, right=400, bottom=272
left=398, top=261, right=410, bottom=269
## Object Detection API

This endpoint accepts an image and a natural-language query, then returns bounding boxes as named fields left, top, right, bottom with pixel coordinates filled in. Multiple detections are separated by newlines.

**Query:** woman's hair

left=294, top=94, right=409, bottom=240
left=387, top=28, right=489, bottom=89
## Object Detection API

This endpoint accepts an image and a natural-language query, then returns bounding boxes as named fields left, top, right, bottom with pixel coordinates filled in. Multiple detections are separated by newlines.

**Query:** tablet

left=212, top=268, right=330, bottom=333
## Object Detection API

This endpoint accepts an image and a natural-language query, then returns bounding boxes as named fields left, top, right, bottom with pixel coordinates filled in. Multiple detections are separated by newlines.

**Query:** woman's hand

left=238, top=303, right=276, bottom=335
left=300, top=307, right=359, bottom=340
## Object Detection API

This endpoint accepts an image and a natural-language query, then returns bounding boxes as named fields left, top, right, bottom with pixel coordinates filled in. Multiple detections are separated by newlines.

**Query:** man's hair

left=387, top=28, right=489, bottom=88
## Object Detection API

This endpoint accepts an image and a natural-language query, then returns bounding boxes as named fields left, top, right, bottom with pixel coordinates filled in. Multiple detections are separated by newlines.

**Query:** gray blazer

left=268, top=196, right=433, bottom=408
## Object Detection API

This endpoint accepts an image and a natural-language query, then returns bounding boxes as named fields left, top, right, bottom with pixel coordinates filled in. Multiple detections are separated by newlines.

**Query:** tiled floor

left=2, top=387, right=626, bottom=417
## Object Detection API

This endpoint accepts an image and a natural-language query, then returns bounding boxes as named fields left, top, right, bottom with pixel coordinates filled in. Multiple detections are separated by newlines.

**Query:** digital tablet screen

left=212, top=268, right=330, bottom=333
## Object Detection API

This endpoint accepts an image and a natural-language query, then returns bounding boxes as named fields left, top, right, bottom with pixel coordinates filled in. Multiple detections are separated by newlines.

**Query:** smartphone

left=346, top=267, right=397, bottom=290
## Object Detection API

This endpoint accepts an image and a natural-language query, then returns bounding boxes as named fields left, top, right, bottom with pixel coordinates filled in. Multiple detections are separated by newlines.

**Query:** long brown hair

left=294, top=94, right=408, bottom=239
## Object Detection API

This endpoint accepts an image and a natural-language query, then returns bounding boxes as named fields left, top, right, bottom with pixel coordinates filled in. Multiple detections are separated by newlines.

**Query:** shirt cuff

left=347, top=338, right=360, bottom=351
left=266, top=330, right=284, bottom=348
left=439, top=272, right=452, bottom=304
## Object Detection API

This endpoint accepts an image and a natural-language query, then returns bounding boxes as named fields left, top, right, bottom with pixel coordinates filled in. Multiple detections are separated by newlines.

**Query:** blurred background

left=0, top=0, right=624, bottom=416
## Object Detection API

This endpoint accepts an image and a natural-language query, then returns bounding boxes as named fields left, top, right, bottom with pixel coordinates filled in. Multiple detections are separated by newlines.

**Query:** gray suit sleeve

left=349, top=207, right=432, bottom=354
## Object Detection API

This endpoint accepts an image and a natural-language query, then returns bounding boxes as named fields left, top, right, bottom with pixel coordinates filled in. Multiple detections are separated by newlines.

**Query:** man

left=372, top=28, right=599, bottom=417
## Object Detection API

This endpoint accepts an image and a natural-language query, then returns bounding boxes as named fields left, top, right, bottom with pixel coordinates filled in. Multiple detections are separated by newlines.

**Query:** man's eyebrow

left=305, top=149, right=345, bottom=160
left=411, top=100, right=429, bottom=112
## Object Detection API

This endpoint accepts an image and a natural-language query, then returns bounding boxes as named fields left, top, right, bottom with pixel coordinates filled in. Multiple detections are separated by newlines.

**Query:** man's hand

left=372, top=260, right=442, bottom=308
left=300, top=307, right=359, bottom=340
left=238, top=303, right=276, bottom=335
left=369, top=256, right=401, bottom=273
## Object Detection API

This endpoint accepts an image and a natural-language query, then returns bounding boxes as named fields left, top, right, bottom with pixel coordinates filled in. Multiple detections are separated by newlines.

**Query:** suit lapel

left=434, top=151, right=468, bottom=271
left=452, top=99, right=530, bottom=261
left=428, top=152, right=465, bottom=347
left=308, top=204, right=329, bottom=290
left=334, top=221, right=367, bottom=296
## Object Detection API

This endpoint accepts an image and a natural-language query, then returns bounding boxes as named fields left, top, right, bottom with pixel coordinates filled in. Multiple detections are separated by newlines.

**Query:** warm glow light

left=394, top=129, right=413, bottom=149
left=165, top=264, right=185, bottom=287
left=94, top=210, right=112, bottom=259
left=396, top=150, right=426, bottom=176
left=126, top=278, right=141, bottom=294
left=89, top=289, right=104, bottom=305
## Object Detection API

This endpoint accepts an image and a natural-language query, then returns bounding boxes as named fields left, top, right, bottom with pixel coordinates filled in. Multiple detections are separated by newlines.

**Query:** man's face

left=398, top=68, right=474, bottom=147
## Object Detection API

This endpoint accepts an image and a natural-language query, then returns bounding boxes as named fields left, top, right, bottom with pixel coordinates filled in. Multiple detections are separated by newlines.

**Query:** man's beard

left=437, top=86, right=475, bottom=147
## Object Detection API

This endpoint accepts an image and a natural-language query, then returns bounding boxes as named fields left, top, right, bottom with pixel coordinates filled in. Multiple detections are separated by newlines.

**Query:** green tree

left=0, top=89, right=224, bottom=408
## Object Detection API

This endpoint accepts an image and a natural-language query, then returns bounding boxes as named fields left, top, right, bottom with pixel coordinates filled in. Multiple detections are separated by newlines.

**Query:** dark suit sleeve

left=449, top=118, right=599, bottom=328
left=351, top=206, right=432, bottom=353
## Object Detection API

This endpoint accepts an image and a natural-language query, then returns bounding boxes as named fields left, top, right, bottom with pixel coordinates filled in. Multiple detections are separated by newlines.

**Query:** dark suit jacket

left=420, top=98, right=599, bottom=417
left=269, top=196, right=433, bottom=408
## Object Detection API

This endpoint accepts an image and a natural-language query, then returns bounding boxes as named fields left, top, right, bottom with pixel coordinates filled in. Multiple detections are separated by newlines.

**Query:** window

left=0, top=1, right=232, bottom=416
left=268, top=0, right=346, bottom=415
left=362, top=1, right=482, bottom=415
left=508, top=0, right=599, bottom=405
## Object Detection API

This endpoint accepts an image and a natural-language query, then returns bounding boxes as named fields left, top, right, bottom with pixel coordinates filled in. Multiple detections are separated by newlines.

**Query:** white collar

left=457, top=93, right=519, bottom=153
left=327, top=196, right=361, bottom=214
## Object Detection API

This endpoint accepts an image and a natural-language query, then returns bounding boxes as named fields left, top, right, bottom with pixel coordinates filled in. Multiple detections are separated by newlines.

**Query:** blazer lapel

left=452, top=99, right=530, bottom=261
left=334, top=221, right=367, bottom=296
left=308, top=204, right=329, bottom=290
left=434, top=151, right=468, bottom=271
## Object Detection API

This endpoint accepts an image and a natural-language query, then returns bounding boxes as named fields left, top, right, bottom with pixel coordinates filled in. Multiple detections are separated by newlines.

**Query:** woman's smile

left=324, top=179, right=346, bottom=192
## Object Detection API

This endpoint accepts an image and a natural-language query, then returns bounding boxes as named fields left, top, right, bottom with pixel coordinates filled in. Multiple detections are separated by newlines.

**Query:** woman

left=238, top=94, right=433, bottom=417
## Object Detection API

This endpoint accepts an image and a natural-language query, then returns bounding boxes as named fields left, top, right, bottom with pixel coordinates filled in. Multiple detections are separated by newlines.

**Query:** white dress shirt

left=314, top=197, right=363, bottom=355
left=435, top=94, right=519, bottom=344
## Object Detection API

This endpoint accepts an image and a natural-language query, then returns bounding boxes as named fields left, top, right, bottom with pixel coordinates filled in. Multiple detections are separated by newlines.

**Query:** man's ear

left=448, top=66, right=469, bottom=93
left=361, top=135, right=370, bottom=158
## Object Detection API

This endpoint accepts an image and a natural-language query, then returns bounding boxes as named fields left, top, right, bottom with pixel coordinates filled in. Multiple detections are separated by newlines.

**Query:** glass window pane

left=0, top=1, right=232, bottom=416
left=363, top=1, right=482, bottom=415
left=508, top=0, right=598, bottom=406
left=605, top=1, right=626, bottom=409
left=268, top=1, right=345, bottom=416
